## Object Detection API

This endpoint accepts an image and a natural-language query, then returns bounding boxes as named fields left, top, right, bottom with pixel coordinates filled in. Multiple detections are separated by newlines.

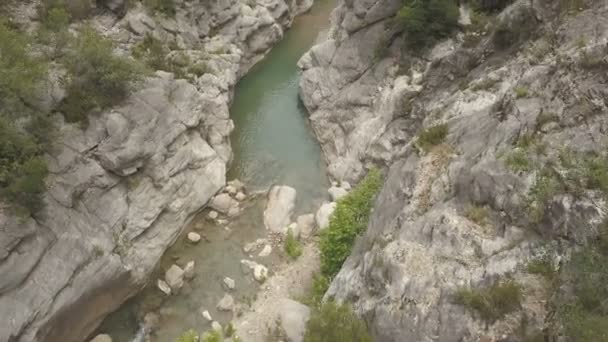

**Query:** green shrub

left=285, top=228, right=303, bottom=260
left=416, top=123, right=449, bottom=152
left=454, top=280, right=523, bottom=321
left=175, top=329, right=199, bottom=342
left=397, top=0, right=459, bottom=49
left=189, top=62, right=211, bottom=77
left=201, top=329, right=221, bottom=342
left=224, top=322, right=235, bottom=337
left=132, top=32, right=169, bottom=71
left=144, top=0, right=176, bottom=16
left=39, top=0, right=94, bottom=20
left=301, top=273, right=330, bottom=307
left=38, top=6, right=71, bottom=58
left=61, top=26, right=145, bottom=123
left=464, top=205, right=489, bottom=226
left=504, top=149, right=531, bottom=172
left=514, top=86, right=529, bottom=98
left=526, top=167, right=561, bottom=223
left=303, top=301, right=373, bottom=342
left=320, top=168, right=383, bottom=278
left=526, top=258, right=555, bottom=280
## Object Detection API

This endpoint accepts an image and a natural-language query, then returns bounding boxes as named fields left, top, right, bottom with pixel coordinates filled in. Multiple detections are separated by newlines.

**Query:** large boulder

left=277, top=299, right=310, bottom=342
left=165, top=265, right=185, bottom=292
left=315, top=202, right=336, bottom=231
left=263, top=185, right=297, bottom=234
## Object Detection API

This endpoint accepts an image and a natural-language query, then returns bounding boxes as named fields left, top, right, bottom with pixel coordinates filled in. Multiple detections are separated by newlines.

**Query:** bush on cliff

left=397, top=0, right=459, bottom=49
left=319, top=168, right=382, bottom=278
left=0, top=19, right=50, bottom=216
left=61, top=26, right=146, bottom=123
left=304, top=301, right=373, bottom=342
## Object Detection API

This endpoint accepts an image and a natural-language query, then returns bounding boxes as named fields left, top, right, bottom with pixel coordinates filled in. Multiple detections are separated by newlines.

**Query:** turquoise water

left=227, top=0, right=334, bottom=212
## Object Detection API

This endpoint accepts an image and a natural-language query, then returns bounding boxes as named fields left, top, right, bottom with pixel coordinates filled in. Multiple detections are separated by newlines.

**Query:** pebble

left=187, top=232, right=201, bottom=243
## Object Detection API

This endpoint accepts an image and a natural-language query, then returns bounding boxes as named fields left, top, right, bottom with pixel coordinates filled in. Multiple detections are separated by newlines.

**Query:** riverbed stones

left=277, top=299, right=310, bottom=342
left=165, top=264, right=185, bottom=292
left=184, top=261, right=195, bottom=279
left=296, top=214, right=315, bottom=238
left=223, top=277, right=236, bottom=290
left=201, top=309, right=212, bottom=321
left=258, top=244, right=272, bottom=257
left=208, top=210, right=219, bottom=220
left=217, top=294, right=235, bottom=311
left=187, top=232, right=201, bottom=243
left=328, top=186, right=348, bottom=201
left=235, top=191, right=246, bottom=201
left=211, top=193, right=239, bottom=214
left=264, top=185, right=297, bottom=234
left=90, top=334, right=112, bottom=342
left=157, top=279, right=172, bottom=296
left=315, top=202, right=337, bottom=230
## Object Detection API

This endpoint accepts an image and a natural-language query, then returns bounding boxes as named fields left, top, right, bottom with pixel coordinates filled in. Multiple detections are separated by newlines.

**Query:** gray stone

left=315, top=202, right=336, bottom=231
left=183, top=261, right=195, bottom=280
left=187, top=232, right=201, bottom=243
left=235, top=192, right=246, bottom=201
left=201, top=310, right=212, bottom=321
left=223, top=277, right=236, bottom=290
left=253, top=264, right=268, bottom=283
left=211, top=321, right=222, bottom=332
left=277, top=299, right=310, bottom=342
left=165, top=265, right=185, bottom=292
left=157, top=279, right=172, bottom=296
left=211, top=193, right=239, bottom=214
left=90, top=334, right=112, bottom=342
left=296, top=214, right=315, bottom=238
left=217, top=294, right=235, bottom=311
left=258, top=244, right=272, bottom=257
left=264, top=185, right=297, bottom=234
left=208, top=210, right=219, bottom=220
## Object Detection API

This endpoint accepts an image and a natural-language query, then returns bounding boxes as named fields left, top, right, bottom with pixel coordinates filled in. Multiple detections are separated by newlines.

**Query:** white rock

left=277, top=299, right=311, bottom=342
left=211, top=321, right=223, bottom=332
left=264, top=185, right=297, bottom=234
left=228, top=179, right=245, bottom=192
left=225, top=185, right=237, bottom=195
left=235, top=192, right=246, bottom=201
left=328, top=186, right=348, bottom=201
left=211, top=193, right=239, bottom=214
left=187, top=232, right=201, bottom=243
left=315, top=202, right=337, bottom=231
left=201, top=310, right=212, bottom=321
left=217, top=294, right=235, bottom=311
left=243, top=238, right=267, bottom=253
left=157, top=279, right=172, bottom=295
left=296, top=214, right=315, bottom=238
left=253, top=264, right=268, bottom=282
left=223, top=277, right=236, bottom=290
left=165, top=264, right=185, bottom=292
left=90, top=334, right=112, bottom=342
left=258, top=244, right=272, bottom=257
left=208, top=210, right=219, bottom=220
left=183, top=261, right=195, bottom=280
left=240, top=259, right=258, bottom=274
left=341, top=181, right=352, bottom=191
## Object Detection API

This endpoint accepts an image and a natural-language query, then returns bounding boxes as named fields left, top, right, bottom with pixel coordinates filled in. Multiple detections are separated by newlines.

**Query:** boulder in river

left=315, top=202, right=337, bottom=231
left=264, top=185, right=297, bottom=234
left=208, top=210, right=219, bottom=220
left=217, top=294, right=235, bottom=311
left=184, top=261, right=195, bottom=280
left=210, top=193, right=239, bottom=214
left=187, top=232, right=201, bottom=243
left=223, top=277, right=236, bottom=290
left=90, top=334, right=112, bottom=342
left=258, top=244, right=272, bottom=257
left=165, top=264, right=185, bottom=292
left=235, top=192, right=246, bottom=201
left=253, top=264, right=268, bottom=283
left=157, top=279, right=172, bottom=296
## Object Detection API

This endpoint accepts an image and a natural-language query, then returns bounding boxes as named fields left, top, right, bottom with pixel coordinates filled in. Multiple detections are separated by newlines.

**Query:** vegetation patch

left=61, top=26, right=146, bottom=123
left=303, top=301, right=373, bottom=342
left=285, top=228, right=303, bottom=260
left=464, top=205, right=489, bottom=226
left=396, top=0, right=459, bottom=50
left=416, top=123, right=449, bottom=153
left=319, top=168, right=382, bottom=278
left=176, top=329, right=199, bottom=342
left=492, top=7, right=538, bottom=50
left=454, top=280, right=523, bottom=322
left=144, top=0, right=176, bottom=16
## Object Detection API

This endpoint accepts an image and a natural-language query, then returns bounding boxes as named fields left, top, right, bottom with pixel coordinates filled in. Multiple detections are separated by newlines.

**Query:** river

left=97, top=1, right=334, bottom=341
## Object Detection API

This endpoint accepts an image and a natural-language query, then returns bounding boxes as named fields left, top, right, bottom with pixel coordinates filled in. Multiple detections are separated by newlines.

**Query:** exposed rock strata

left=0, top=0, right=314, bottom=341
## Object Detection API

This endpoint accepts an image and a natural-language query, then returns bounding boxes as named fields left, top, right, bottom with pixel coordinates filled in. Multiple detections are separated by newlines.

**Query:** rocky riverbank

left=0, top=0, right=314, bottom=341
left=299, top=0, right=608, bottom=340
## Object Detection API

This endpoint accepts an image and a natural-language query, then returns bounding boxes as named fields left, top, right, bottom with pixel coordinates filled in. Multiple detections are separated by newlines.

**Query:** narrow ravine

left=97, top=1, right=335, bottom=341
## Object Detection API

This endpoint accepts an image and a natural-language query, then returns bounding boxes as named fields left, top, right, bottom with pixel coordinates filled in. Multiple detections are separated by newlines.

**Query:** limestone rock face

left=264, top=185, right=297, bottom=234
left=0, top=0, right=313, bottom=340
left=301, top=0, right=608, bottom=341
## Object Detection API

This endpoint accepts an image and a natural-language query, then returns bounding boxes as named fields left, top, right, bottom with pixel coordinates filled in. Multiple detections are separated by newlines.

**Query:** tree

left=397, top=0, right=460, bottom=49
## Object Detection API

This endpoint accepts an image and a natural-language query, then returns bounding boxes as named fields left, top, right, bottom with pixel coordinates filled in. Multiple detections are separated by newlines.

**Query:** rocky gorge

left=0, top=0, right=315, bottom=341
left=300, top=0, right=608, bottom=340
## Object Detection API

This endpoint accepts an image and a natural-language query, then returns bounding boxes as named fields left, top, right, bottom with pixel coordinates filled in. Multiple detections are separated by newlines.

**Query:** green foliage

left=470, top=0, right=514, bottom=13
left=144, top=0, right=176, bottom=16
left=514, top=86, right=529, bottom=98
left=397, top=0, right=459, bottom=49
left=189, top=62, right=211, bottom=77
left=40, top=0, right=94, bottom=20
left=176, top=329, right=199, bottom=342
left=38, top=6, right=71, bottom=58
left=454, top=280, right=523, bottom=322
left=416, top=123, right=449, bottom=152
left=526, top=167, right=561, bottom=223
left=285, top=228, right=303, bottom=260
left=320, top=168, right=383, bottom=278
left=224, top=322, right=235, bottom=337
left=464, top=205, right=489, bottom=226
left=0, top=20, right=50, bottom=216
left=201, top=329, right=221, bottom=342
left=303, top=301, right=373, bottom=342
left=132, top=33, right=169, bottom=71
left=301, top=273, right=330, bottom=307
left=504, top=149, right=531, bottom=172
left=61, top=26, right=145, bottom=123
left=526, top=258, right=555, bottom=280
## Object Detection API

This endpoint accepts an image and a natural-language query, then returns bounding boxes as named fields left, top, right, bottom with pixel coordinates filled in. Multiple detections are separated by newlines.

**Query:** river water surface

left=98, top=1, right=334, bottom=341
